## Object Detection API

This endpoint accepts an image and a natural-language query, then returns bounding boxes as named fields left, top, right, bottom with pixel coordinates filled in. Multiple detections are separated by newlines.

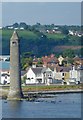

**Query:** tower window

left=12, top=41, right=17, bottom=45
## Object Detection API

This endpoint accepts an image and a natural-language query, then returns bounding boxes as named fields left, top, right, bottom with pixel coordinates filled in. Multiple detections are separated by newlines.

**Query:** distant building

left=33, top=57, right=39, bottom=65
left=69, top=30, right=74, bottom=36
left=42, top=54, right=59, bottom=67
left=14, top=28, right=19, bottom=30
left=46, top=29, right=61, bottom=34
left=73, top=56, right=83, bottom=65
left=53, top=66, right=71, bottom=84
left=8, top=26, right=13, bottom=29
left=69, top=30, right=82, bottom=37
left=20, top=27, right=24, bottom=30
left=0, top=55, right=10, bottom=61
left=69, top=65, right=83, bottom=84
left=58, top=55, right=64, bottom=65
left=0, top=71, right=10, bottom=84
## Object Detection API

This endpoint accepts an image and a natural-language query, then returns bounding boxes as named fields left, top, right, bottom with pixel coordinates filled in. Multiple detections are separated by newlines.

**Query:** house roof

left=42, top=55, right=59, bottom=65
left=31, top=67, right=43, bottom=75
left=31, top=67, right=52, bottom=75
left=55, top=66, right=71, bottom=72
left=33, top=58, right=38, bottom=63
left=1, top=73, right=10, bottom=77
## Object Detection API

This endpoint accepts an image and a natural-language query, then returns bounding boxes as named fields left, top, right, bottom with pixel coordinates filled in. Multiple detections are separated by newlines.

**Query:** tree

left=22, top=75, right=27, bottom=84
left=37, top=58, right=43, bottom=65
left=13, top=23, right=19, bottom=28
left=63, top=49, right=75, bottom=58
left=19, top=22, right=28, bottom=29
left=61, top=26, right=69, bottom=35
left=21, top=57, right=33, bottom=70
left=22, top=52, right=33, bottom=58
left=36, top=22, right=41, bottom=26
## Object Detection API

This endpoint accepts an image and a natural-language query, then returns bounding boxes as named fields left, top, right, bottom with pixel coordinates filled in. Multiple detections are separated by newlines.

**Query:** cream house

left=53, top=66, right=71, bottom=84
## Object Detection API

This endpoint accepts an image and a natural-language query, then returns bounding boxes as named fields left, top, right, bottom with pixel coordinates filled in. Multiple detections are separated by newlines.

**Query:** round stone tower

left=8, top=31, right=23, bottom=100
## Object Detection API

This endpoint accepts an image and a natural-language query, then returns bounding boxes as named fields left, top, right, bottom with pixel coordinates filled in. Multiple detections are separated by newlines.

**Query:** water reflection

left=0, top=100, right=2, bottom=120
left=2, top=100, right=23, bottom=118
left=8, top=100, right=22, bottom=111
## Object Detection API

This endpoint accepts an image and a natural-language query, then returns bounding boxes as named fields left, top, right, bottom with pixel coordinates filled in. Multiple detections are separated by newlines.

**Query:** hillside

left=0, top=29, right=82, bottom=57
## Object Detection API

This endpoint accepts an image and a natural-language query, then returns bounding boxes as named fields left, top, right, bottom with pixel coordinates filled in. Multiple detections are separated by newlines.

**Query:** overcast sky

left=2, top=2, right=81, bottom=26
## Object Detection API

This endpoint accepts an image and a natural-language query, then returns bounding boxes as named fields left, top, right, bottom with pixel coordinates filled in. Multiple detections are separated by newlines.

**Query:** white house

left=69, top=66, right=83, bottom=84
left=0, top=71, right=10, bottom=84
left=0, top=55, right=10, bottom=61
left=26, top=67, right=53, bottom=85
left=20, top=27, right=24, bottom=30
left=14, top=28, right=19, bottom=30
left=76, top=65, right=83, bottom=83
left=69, top=30, right=74, bottom=36
left=8, top=26, right=13, bottom=29
left=0, top=70, right=27, bottom=85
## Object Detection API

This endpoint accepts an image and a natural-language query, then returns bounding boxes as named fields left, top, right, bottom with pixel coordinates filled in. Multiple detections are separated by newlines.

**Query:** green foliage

left=1, top=26, right=82, bottom=57
left=63, top=49, right=75, bottom=58
left=22, top=75, right=27, bottom=84
left=22, top=52, right=33, bottom=58
left=61, top=26, right=69, bottom=35
left=19, top=22, right=28, bottom=29
left=67, top=58, right=74, bottom=65
left=13, top=23, right=19, bottom=28
left=21, top=57, right=33, bottom=70
left=37, top=58, right=43, bottom=65
left=46, top=33, right=65, bottom=39
left=81, top=48, right=83, bottom=57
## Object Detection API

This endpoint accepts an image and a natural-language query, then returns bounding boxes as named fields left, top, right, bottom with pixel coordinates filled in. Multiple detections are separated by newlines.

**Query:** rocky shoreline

left=0, top=88, right=83, bottom=101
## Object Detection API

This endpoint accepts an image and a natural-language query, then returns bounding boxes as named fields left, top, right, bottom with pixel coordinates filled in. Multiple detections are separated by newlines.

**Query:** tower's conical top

left=11, top=31, right=19, bottom=40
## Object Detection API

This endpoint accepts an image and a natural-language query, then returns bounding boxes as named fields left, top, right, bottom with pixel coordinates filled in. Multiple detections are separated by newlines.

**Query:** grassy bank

left=1, top=84, right=82, bottom=92
left=22, top=84, right=82, bottom=92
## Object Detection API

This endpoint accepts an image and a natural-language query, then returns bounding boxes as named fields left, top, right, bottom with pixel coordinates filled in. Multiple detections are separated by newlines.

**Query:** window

left=12, top=41, right=17, bottom=45
left=62, top=73, right=64, bottom=76
left=5, top=76, right=7, bottom=79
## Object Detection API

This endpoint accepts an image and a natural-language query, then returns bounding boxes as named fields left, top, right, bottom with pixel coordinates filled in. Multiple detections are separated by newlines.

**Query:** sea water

left=1, top=93, right=82, bottom=119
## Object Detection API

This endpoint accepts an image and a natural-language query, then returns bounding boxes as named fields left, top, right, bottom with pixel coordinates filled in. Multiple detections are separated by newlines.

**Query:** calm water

left=0, top=61, right=10, bottom=70
left=2, top=93, right=82, bottom=118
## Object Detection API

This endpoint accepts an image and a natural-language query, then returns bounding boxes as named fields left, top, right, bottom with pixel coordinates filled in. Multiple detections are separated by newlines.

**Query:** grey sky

left=1, top=0, right=82, bottom=2
left=2, top=2, right=81, bottom=26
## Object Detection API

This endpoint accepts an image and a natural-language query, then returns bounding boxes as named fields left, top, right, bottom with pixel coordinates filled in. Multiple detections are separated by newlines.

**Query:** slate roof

left=31, top=67, right=43, bottom=75
left=55, top=66, right=71, bottom=72
left=31, top=67, right=51, bottom=75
